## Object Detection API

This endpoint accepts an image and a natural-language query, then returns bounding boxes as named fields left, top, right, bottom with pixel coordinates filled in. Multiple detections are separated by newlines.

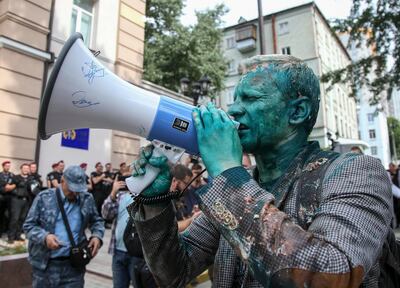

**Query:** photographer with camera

left=24, top=165, right=104, bottom=288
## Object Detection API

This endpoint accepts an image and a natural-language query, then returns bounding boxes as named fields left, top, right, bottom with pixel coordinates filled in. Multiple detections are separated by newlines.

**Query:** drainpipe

left=272, top=14, right=277, bottom=53
left=34, top=0, right=55, bottom=166
left=257, top=0, right=265, bottom=54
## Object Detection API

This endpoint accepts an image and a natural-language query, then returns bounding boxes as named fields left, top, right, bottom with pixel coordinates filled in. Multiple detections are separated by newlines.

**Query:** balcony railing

left=235, top=24, right=257, bottom=53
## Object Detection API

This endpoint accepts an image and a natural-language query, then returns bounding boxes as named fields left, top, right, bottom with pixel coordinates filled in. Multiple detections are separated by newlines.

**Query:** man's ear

left=288, top=96, right=311, bottom=125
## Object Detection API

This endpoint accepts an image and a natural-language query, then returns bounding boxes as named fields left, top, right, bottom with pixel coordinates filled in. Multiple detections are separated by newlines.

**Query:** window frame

left=226, top=36, right=236, bottom=49
left=369, top=129, right=376, bottom=139
left=281, top=46, right=291, bottom=55
left=278, top=21, right=289, bottom=35
left=71, top=1, right=94, bottom=47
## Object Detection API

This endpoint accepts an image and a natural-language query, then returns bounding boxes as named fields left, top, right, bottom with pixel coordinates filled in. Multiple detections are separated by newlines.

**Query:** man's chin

left=240, top=139, right=256, bottom=154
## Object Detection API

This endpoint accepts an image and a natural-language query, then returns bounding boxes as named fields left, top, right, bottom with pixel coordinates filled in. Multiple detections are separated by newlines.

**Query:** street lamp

left=180, top=75, right=212, bottom=106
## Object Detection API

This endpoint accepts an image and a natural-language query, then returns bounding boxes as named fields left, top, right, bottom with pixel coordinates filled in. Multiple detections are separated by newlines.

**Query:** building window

left=369, top=129, right=376, bottom=139
left=227, top=60, right=236, bottom=74
left=367, top=113, right=374, bottom=123
left=278, top=21, right=289, bottom=35
left=226, top=37, right=235, bottom=49
left=226, top=87, right=235, bottom=105
left=70, top=0, right=94, bottom=46
left=281, top=47, right=291, bottom=55
left=371, top=146, right=378, bottom=155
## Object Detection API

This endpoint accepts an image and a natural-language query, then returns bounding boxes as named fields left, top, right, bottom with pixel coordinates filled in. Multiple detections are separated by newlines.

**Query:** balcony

left=235, top=24, right=257, bottom=53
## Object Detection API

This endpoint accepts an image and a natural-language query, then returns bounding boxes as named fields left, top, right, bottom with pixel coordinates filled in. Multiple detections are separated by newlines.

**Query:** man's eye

left=244, top=94, right=261, bottom=100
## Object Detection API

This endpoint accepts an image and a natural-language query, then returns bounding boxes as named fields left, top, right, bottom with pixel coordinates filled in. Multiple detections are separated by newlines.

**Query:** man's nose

left=227, top=102, right=245, bottom=118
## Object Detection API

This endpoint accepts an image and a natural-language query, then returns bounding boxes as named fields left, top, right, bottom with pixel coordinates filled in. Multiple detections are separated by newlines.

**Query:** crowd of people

left=3, top=54, right=400, bottom=288
left=0, top=157, right=212, bottom=287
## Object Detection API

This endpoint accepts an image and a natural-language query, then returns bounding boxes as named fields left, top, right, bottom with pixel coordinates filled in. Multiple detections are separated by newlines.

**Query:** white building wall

left=221, top=3, right=358, bottom=149
left=340, top=33, right=391, bottom=167
left=389, top=89, right=400, bottom=120
left=39, top=0, right=120, bottom=178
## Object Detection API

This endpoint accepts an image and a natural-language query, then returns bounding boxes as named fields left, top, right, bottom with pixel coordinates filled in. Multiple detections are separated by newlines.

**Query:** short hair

left=20, top=163, right=29, bottom=169
left=239, top=55, right=320, bottom=135
left=350, top=146, right=363, bottom=154
left=51, top=163, right=58, bottom=169
left=172, top=164, right=192, bottom=181
left=2, top=160, right=10, bottom=167
left=120, top=162, right=126, bottom=168
left=105, top=163, right=111, bottom=166
left=29, top=162, right=37, bottom=166
left=95, top=162, right=102, bottom=168
left=191, top=163, right=203, bottom=171
left=58, top=160, right=64, bottom=164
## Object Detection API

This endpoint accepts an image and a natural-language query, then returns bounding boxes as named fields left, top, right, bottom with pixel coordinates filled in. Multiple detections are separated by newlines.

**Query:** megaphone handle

left=125, top=148, right=162, bottom=197
left=125, top=140, right=186, bottom=197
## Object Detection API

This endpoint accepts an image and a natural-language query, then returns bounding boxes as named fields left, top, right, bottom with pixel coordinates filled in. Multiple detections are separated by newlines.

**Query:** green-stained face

left=228, top=68, right=292, bottom=153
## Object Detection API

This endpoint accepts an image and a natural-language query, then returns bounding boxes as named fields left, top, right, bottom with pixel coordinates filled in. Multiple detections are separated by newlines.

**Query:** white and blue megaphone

left=39, top=33, right=200, bottom=196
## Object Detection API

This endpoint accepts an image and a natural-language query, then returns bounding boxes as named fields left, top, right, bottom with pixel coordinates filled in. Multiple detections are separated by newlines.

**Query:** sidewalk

left=85, top=229, right=112, bottom=287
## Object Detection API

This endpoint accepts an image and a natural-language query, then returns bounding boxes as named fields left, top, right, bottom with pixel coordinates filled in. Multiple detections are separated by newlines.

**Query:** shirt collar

left=59, top=186, right=80, bottom=204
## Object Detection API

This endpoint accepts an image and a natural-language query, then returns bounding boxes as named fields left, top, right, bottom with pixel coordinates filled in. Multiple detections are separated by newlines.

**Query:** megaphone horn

left=39, top=33, right=199, bottom=155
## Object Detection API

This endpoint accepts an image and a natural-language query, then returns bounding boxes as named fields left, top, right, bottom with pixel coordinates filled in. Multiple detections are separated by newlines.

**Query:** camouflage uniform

left=134, top=142, right=392, bottom=287
left=23, top=188, right=104, bottom=270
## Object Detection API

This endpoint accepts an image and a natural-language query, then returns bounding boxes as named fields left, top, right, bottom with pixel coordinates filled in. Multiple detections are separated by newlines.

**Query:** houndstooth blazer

left=134, top=142, right=392, bottom=288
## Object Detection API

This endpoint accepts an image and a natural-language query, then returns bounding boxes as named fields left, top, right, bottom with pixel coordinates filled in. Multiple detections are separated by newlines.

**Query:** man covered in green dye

left=130, top=55, right=392, bottom=287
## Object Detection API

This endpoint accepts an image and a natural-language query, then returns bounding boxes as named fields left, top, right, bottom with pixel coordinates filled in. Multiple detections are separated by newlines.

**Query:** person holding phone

left=24, top=165, right=104, bottom=288
left=102, top=175, right=144, bottom=288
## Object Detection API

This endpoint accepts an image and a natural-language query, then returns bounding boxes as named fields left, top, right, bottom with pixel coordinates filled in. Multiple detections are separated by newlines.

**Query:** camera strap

left=55, top=188, right=77, bottom=248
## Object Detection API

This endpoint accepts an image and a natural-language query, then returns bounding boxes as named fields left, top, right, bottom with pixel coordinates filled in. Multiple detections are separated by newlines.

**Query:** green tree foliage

left=387, top=117, right=400, bottom=159
left=321, top=0, right=399, bottom=105
left=143, top=0, right=228, bottom=96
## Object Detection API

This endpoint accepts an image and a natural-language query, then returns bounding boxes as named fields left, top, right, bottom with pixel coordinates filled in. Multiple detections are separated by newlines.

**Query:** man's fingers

left=207, top=102, right=220, bottom=122
left=141, top=145, right=153, bottom=160
left=193, top=108, right=204, bottom=137
left=199, top=105, right=213, bottom=127
left=218, top=109, right=233, bottom=125
left=148, top=156, right=168, bottom=168
left=132, top=160, right=146, bottom=176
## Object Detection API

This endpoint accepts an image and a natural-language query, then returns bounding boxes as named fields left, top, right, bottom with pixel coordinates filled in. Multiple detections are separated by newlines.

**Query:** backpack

left=297, top=151, right=400, bottom=287
left=123, top=216, right=144, bottom=258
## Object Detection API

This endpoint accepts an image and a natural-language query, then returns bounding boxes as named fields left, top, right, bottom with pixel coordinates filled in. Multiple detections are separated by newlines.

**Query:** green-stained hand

left=131, top=145, right=171, bottom=198
left=192, top=102, right=243, bottom=177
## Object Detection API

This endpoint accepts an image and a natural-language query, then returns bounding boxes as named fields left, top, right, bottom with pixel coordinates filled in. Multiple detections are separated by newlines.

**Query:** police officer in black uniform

left=47, top=163, right=59, bottom=188
left=47, top=161, right=63, bottom=189
left=0, top=161, right=15, bottom=237
left=91, top=162, right=107, bottom=215
left=8, top=163, right=30, bottom=243
left=28, top=162, right=42, bottom=200
left=103, top=163, right=115, bottom=196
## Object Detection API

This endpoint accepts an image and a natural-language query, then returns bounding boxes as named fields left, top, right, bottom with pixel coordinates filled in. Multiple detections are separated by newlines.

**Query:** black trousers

left=8, top=196, right=29, bottom=240
left=0, top=194, right=11, bottom=235
left=94, top=191, right=107, bottom=217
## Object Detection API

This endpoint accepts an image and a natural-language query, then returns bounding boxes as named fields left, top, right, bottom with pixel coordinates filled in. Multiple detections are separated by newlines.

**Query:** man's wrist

left=89, top=235, right=103, bottom=247
left=209, top=163, right=242, bottom=177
